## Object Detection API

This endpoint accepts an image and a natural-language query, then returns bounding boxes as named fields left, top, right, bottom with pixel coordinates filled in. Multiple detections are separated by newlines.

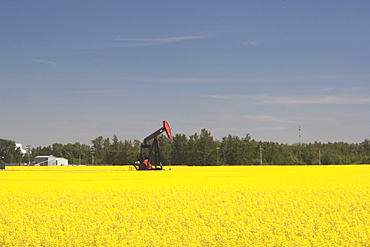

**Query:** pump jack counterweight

left=133, top=121, right=172, bottom=170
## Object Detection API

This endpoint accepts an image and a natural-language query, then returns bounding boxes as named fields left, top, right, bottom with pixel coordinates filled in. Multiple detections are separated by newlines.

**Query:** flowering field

left=0, top=165, right=369, bottom=246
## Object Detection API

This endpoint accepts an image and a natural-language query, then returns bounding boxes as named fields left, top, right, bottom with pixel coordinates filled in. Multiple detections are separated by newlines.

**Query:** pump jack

left=133, top=121, right=172, bottom=170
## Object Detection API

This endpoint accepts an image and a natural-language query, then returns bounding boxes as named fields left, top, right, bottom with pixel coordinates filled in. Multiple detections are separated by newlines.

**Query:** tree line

left=1, top=129, right=370, bottom=165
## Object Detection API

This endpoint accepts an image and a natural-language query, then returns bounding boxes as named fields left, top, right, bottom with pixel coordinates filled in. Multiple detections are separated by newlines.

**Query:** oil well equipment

left=133, top=121, right=172, bottom=170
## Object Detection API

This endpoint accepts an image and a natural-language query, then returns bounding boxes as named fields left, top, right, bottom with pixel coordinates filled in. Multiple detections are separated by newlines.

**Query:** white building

left=15, top=143, right=27, bottom=154
left=56, top=157, right=68, bottom=166
left=34, top=155, right=68, bottom=166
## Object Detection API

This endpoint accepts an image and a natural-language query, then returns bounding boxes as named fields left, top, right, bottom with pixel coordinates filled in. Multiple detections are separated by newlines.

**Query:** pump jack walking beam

left=143, top=121, right=172, bottom=144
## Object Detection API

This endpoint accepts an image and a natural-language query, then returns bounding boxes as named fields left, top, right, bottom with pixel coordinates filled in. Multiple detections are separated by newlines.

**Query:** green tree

left=91, top=136, right=104, bottom=164
left=157, top=134, right=172, bottom=165
left=110, top=135, right=123, bottom=164
left=171, top=133, right=189, bottom=165
left=0, top=139, right=22, bottom=164
left=221, top=135, right=241, bottom=165
left=121, top=139, right=139, bottom=164
left=196, top=129, right=217, bottom=165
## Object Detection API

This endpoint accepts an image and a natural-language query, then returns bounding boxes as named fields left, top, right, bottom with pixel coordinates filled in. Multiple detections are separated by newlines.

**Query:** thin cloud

left=320, top=87, right=365, bottom=93
left=163, top=77, right=224, bottom=84
left=249, top=126, right=286, bottom=131
left=114, top=35, right=211, bottom=47
left=255, top=95, right=370, bottom=105
left=245, top=115, right=291, bottom=123
left=208, top=94, right=229, bottom=99
left=34, top=59, right=57, bottom=66
left=71, top=90, right=118, bottom=94
left=207, top=91, right=370, bottom=105
left=254, top=75, right=336, bottom=83
left=243, top=40, right=260, bottom=46
left=121, top=75, right=227, bottom=84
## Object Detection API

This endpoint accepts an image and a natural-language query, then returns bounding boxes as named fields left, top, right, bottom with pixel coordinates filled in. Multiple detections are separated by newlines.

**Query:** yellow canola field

left=0, top=165, right=369, bottom=246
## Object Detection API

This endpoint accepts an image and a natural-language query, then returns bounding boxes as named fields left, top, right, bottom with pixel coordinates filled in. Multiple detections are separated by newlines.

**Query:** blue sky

left=1, top=0, right=370, bottom=147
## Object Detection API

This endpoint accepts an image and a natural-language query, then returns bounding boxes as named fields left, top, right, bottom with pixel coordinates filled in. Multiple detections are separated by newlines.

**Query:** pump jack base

left=134, top=167, right=163, bottom=171
left=141, top=167, right=163, bottom=171
left=133, top=164, right=163, bottom=170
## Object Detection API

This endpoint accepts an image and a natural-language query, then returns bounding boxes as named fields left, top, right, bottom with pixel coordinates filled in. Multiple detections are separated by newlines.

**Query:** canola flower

left=0, top=165, right=369, bottom=246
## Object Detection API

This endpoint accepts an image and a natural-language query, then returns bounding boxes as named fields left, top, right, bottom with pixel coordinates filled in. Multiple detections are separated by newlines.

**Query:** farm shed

left=34, top=155, right=68, bottom=166
left=56, top=157, right=68, bottom=166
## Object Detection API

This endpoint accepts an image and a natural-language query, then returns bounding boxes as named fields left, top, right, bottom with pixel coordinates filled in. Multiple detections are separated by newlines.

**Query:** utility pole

left=216, top=147, right=220, bottom=165
left=91, top=151, right=95, bottom=165
left=26, top=145, right=32, bottom=165
left=319, top=148, right=321, bottom=165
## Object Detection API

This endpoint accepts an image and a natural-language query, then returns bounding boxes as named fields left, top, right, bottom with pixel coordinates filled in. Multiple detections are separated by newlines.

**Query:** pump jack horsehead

left=134, top=121, right=172, bottom=170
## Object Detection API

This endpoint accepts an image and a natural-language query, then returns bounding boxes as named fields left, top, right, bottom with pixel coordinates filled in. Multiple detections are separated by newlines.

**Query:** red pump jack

left=133, top=121, right=172, bottom=170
